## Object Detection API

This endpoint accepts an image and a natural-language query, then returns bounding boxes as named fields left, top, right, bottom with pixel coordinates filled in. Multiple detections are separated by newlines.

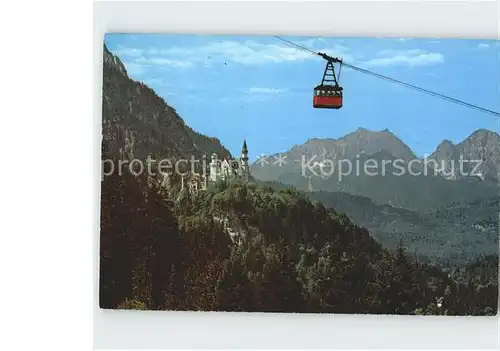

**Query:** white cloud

left=220, top=94, right=276, bottom=104
left=114, top=47, right=144, bottom=57
left=219, top=87, right=292, bottom=104
left=123, top=62, right=146, bottom=76
left=114, top=39, right=446, bottom=75
left=162, top=41, right=313, bottom=65
left=476, top=43, right=490, bottom=50
left=146, top=48, right=161, bottom=55
left=135, top=57, right=193, bottom=68
left=246, top=87, right=289, bottom=94
left=113, top=39, right=352, bottom=68
left=162, top=91, right=176, bottom=97
left=147, top=78, right=170, bottom=87
left=362, top=49, right=444, bottom=67
left=296, top=37, right=327, bottom=47
left=376, top=49, right=425, bottom=57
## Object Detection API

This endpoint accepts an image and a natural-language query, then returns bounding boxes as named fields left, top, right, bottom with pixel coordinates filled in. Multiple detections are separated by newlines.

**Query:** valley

left=251, top=127, right=499, bottom=266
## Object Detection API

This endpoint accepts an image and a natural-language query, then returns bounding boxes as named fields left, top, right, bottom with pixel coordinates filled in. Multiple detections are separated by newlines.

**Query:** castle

left=181, top=140, right=250, bottom=193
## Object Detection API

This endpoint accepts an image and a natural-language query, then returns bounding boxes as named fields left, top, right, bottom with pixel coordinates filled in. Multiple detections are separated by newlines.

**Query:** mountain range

left=251, top=127, right=499, bottom=211
left=251, top=128, right=499, bottom=265
left=429, top=129, right=500, bottom=181
left=309, top=191, right=499, bottom=266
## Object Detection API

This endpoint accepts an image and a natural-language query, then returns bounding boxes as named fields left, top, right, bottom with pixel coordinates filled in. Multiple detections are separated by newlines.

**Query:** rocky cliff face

left=101, top=44, right=231, bottom=166
left=429, top=129, right=500, bottom=181
left=250, top=127, right=499, bottom=210
left=282, top=127, right=416, bottom=167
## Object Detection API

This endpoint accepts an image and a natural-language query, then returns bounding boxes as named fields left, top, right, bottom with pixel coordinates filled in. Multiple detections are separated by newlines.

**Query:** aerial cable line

left=274, top=36, right=500, bottom=118
left=274, top=36, right=318, bottom=56
left=341, top=62, right=500, bottom=117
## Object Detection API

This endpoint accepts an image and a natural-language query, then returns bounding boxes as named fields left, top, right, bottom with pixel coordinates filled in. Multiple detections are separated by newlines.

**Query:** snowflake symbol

left=273, top=153, right=288, bottom=167
left=256, top=154, right=270, bottom=167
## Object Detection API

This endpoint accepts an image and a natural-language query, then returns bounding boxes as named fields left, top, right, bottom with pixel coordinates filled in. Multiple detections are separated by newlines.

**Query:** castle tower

left=202, top=174, right=208, bottom=190
left=220, top=158, right=232, bottom=181
left=240, top=140, right=249, bottom=180
left=209, top=153, right=221, bottom=182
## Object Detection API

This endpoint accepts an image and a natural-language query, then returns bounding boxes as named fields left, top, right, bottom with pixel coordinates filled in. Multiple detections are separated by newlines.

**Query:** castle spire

left=242, top=139, right=248, bottom=155
left=240, top=139, right=250, bottom=181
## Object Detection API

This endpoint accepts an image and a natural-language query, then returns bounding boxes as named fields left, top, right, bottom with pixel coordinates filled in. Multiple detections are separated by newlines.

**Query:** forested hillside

left=308, top=190, right=499, bottom=266
left=100, top=171, right=498, bottom=315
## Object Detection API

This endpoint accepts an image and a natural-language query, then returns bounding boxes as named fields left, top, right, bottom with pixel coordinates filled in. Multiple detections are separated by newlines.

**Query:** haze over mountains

left=307, top=190, right=499, bottom=265
left=251, top=127, right=499, bottom=210
left=251, top=127, right=499, bottom=265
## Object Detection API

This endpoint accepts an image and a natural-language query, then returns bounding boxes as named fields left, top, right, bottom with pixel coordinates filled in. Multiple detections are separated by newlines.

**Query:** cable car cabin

left=313, top=85, right=343, bottom=109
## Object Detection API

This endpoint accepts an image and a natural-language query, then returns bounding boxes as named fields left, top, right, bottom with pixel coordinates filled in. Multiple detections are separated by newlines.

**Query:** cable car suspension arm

left=273, top=36, right=500, bottom=118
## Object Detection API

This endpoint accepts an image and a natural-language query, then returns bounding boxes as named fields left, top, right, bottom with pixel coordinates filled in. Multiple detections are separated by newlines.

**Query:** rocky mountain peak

left=340, top=127, right=416, bottom=161
left=438, top=139, right=455, bottom=146
left=429, top=129, right=500, bottom=181
left=101, top=43, right=231, bottom=169
left=462, top=129, right=500, bottom=148
left=103, top=44, right=128, bottom=77
left=433, top=139, right=457, bottom=157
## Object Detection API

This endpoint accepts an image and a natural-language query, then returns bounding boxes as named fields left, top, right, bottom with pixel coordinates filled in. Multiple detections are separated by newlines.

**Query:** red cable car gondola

left=313, top=57, right=343, bottom=109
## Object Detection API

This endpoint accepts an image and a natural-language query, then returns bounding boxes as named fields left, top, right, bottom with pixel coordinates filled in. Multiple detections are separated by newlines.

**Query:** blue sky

left=104, top=34, right=499, bottom=160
